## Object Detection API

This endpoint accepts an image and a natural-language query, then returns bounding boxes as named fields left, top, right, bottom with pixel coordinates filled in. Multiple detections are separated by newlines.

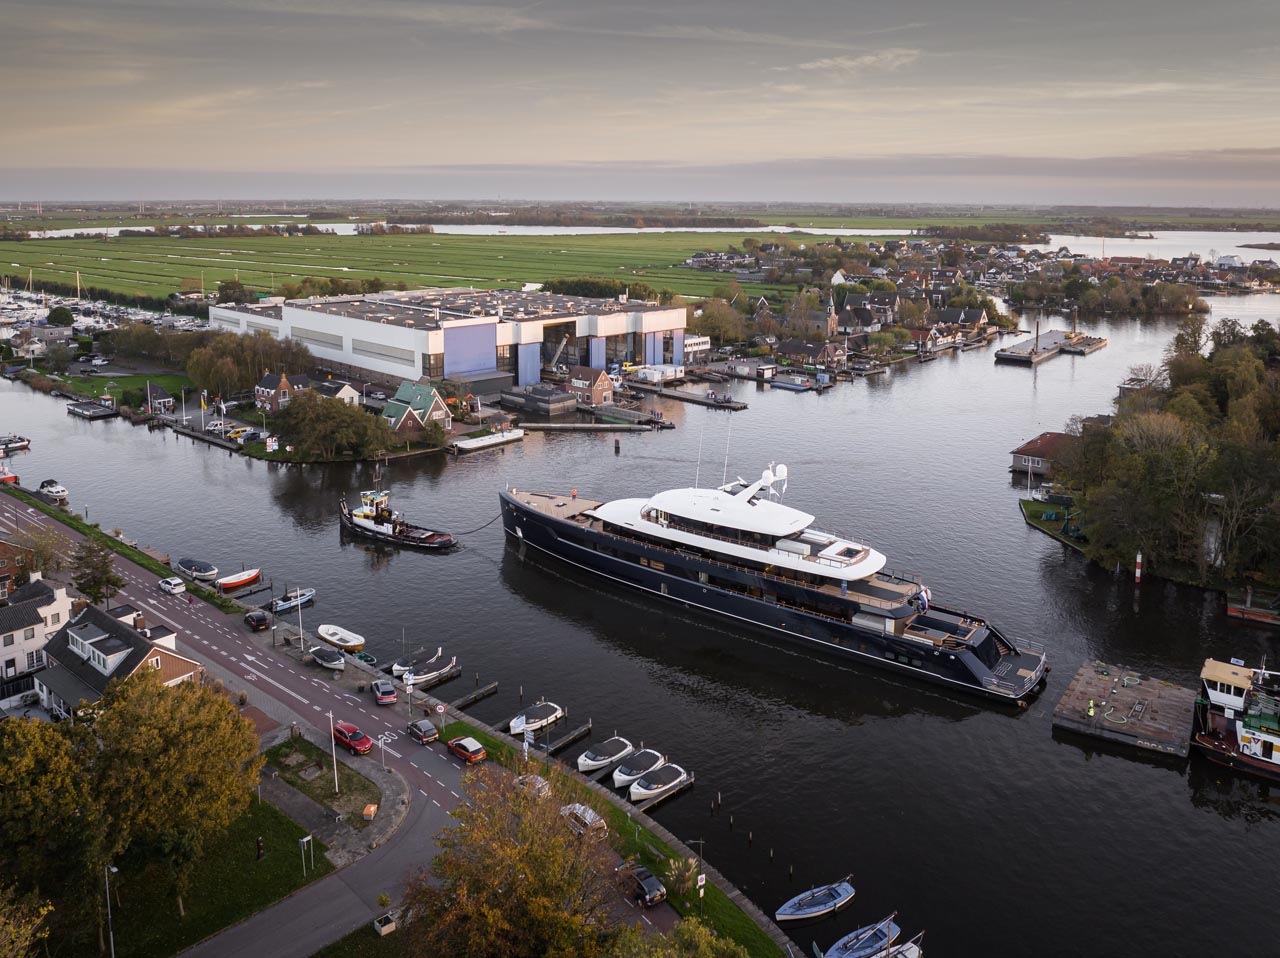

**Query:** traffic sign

left=435, top=703, right=446, bottom=714
left=696, top=873, right=706, bottom=888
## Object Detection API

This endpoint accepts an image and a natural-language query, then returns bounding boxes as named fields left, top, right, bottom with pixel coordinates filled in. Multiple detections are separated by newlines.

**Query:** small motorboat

left=822, top=914, right=900, bottom=958
left=352, top=650, right=378, bottom=667
left=509, top=701, right=564, bottom=734
left=612, top=748, right=666, bottom=789
left=628, top=763, right=691, bottom=803
left=404, top=655, right=457, bottom=687
left=775, top=875, right=855, bottom=922
left=38, top=479, right=68, bottom=499
left=316, top=624, right=365, bottom=652
left=309, top=645, right=346, bottom=672
left=0, top=435, right=30, bottom=453
left=577, top=736, right=635, bottom=773
left=176, top=557, right=218, bottom=581
left=392, top=647, right=440, bottom=678
left=269, top=587, right=316, bottom=613
left=215, top=568, right=261, bottom=591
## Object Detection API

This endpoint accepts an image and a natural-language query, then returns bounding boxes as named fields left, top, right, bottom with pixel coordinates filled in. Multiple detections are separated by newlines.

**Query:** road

left=0, top=496, right=676, bottom=955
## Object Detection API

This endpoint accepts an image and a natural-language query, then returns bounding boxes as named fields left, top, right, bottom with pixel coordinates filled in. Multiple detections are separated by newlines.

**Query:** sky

left=4, top=0, right=1280, bottom=204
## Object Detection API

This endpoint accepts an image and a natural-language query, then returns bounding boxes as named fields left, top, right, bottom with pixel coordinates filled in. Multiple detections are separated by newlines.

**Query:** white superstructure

left=590, top=465, right=887, bottom=583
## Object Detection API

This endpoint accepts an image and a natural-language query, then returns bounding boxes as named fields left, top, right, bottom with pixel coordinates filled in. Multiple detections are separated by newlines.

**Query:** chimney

left=72, top=597, right=89, bottom=616
left=133, top=613, right=147, bottom=631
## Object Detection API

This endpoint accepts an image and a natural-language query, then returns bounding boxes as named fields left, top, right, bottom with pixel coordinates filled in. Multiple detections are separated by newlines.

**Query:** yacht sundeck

left=500, top=463, right=1047, bottom=704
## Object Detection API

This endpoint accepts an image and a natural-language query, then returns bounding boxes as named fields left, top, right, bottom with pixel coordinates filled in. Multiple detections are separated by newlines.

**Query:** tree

left=608, top=919, right=748, bottom=958
left=95, top=671, right=263, bottom=917
left=276, top=391, right=395, bottom=460
left=0, top=881, right=52, bottom=958
left=401, top=765, right=619, bottom=958
left=71, top=538, right=125, bottom=606
left=215, top=279, right=251, bottom=304
left=11, top=524, right=72, bottom=576
left=46, top=306, right=75, bottom=326
left=45, top=343, right=73, bottom=374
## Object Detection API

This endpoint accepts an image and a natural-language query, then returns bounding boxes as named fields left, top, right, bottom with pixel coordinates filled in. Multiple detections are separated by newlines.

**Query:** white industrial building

left=209, top=288, right=687, bottom=392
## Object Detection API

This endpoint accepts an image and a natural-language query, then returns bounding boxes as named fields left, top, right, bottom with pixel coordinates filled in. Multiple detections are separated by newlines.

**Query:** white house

left=0, top=573, right=73, bottom=681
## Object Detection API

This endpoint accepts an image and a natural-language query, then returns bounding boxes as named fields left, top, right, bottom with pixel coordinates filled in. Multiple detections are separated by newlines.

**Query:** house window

left=150, top=656, right=162, bottom=670
left=2, top=634, right=12, bottom=647
left=422, top=353, right=444, bottom=379
left=279, top=390, right=288, bottom=401
left=26, top=650, right=42, bottom=671
left=496, top=344, right=515, bottom=374
left=51, top=612, right=60, bottom=624
left=0, top=559, right=7, bottom=567
left=24, top=627, right=35, bottom=641
left=3, top=659, right=14, bottom=677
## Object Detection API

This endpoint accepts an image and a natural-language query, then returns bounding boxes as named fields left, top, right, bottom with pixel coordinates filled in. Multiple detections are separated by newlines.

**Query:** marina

left=1051, top=661, right=1198, bottom=757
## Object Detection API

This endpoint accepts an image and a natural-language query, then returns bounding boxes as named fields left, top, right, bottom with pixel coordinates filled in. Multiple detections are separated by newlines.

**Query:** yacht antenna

left=721, top=416, right=734, bottom=487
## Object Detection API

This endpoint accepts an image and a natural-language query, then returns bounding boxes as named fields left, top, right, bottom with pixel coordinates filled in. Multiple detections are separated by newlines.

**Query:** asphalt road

left=0, top=496, right=676, bottom=955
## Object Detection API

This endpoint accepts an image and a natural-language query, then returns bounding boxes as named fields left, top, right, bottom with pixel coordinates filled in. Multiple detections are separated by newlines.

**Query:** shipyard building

left=209, top=289, right=687, bottom=392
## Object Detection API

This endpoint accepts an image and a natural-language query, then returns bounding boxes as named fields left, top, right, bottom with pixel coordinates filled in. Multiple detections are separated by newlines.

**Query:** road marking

left=419, top=788, right=428, bottom=797
left=409, top=761, right=418, bottom=768
left=431, top=799, right=441, bottom=807
left=239, top=655, right=310, bottom=704
left=141, top=599, right=186, bottom=631
left=642, top=916, right=653, bottom=927
left=450, top=790, right=460, bottom=799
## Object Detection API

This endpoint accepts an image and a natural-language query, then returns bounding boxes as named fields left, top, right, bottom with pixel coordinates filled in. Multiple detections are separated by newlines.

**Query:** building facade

left=210, top=289, right=686, bottom=391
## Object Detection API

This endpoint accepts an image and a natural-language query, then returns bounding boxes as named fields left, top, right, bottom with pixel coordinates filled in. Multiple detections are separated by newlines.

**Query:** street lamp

left=327, top=709, right=339, bottom=795
left=105, top=865, right=118, bottom=958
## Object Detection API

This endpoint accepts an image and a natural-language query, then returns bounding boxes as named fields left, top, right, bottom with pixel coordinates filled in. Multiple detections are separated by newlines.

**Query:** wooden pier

left=1051, top=661, right=1198, bottom=757
left=624, top=380, right=748, bottom=410
left=449, top=681, right=499, bottom=710
left=521, top=422, right=651, bottom=433
left=544, top=720, right=593, bottom=755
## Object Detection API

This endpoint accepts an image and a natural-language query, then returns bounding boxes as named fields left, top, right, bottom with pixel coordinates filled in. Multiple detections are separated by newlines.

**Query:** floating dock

left=624, top=380, right=748, bottom=410
left=995, top=330, right=1108, bottom=365
left=66, top=400, right=118, bottom=420
left=1051, top=661, right=1198, bottom=757
left=1059, top=336, right=1108, bottom=355
left=521, top=422, right=650, bottom=433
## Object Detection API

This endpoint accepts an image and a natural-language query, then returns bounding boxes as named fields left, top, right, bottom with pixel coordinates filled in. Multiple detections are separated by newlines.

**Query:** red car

left=333, top=721, right=373, bottom=756
left=447, top=736, right=487, bottom=764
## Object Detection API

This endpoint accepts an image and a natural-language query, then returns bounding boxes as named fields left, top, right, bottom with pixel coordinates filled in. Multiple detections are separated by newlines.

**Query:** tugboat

left=340, top=488, right=457, bottom=551
left=0, top=435, right=30, bottom=453
left=1194, top=658, right=1280, bottom=784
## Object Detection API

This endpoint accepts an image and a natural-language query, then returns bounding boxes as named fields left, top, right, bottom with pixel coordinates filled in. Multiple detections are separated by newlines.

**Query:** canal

left=5, top=298, right=1280, bottom=957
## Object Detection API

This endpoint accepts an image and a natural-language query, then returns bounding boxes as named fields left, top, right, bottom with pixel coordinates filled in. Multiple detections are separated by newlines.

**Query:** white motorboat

left=510, top=701, right=564, bottom=734
left=577, top=736, right=635, bottom=773
left=611, top=748, right=666, bottom=789
left=628, top=763, right=691, bottom=802
left=176, top=557, right=218, bottom=581
left=309, top=645, right=346, bottom=671
left=316, top=623, right=365, bottom=652
left=404, top=655, right=456, bottom=686
left=38, top=479, right=68, bottom=499
left=270, top=587, right=316, bottom=613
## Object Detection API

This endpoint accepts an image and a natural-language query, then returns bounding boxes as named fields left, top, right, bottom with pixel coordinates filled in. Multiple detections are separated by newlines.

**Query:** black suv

left=630, top=866, right=667, bottom=907
left=243, top=609, right=270, bottom=632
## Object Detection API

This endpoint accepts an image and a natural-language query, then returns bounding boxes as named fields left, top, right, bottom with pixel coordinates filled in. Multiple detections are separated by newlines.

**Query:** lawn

left=52, top=370, right=194, bottom=402
left=109, top=800, right=333, bottom=958
left=311, top=923, right=403, bottom=958
left=1019, top=499, right=1085, bottom=553
left=439, top=721, right=781, bottom=958
left=265, top=737, right=383, bottom=828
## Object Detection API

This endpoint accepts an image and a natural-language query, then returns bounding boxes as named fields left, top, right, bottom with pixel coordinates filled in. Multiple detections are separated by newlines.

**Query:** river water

left=5, top=296, right=1280, bottom=957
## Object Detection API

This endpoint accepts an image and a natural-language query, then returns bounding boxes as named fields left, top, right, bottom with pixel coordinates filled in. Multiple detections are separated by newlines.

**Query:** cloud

left=785, top=48, right=922, bottom=76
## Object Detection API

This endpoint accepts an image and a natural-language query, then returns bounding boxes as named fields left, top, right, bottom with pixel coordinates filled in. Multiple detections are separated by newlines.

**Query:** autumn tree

left=0, top=882, right=53, bottom=958
left=11, top=523, right=72, bottom=576
left=401, top=765, right=619, bottom=958
left=608, top=919, right=749, bottom=958
left=95, top=670, right=263, bottom=917
left=276, top=391, right=395, bottom=460
left=71, top=538, right=125, bottom=606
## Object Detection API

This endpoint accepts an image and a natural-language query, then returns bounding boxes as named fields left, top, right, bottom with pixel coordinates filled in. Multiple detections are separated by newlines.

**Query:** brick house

left=381, top=382, right=452, bottom=438
left=0, top=572, right=72, bottom=680
left=0, top=537, right=33, bottom=599
left=35, top=603, right=202, bottom=721
left=564, top=366, right=613, bottom=407
left=255, top=371, right=311, bottom=413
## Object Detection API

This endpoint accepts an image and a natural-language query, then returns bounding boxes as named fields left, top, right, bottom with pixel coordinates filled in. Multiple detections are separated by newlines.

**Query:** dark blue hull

left=500, top=491, right=1044, bottom=704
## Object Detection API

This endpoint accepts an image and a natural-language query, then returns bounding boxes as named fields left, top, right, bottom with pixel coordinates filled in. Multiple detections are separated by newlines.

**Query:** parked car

left=244, top=609, right=271, bottom=631
left=447, top=736, right=487, bottom=764
left=406, top=718, right=439, bottom=745
left=205, top=420, right=226, bottom=433
left=76, top=354, right=93, bottom=363
left=226, top=427, right=250, bottom=441
left=158, top=576, right=186, bottom=595
left=369, top=390, right=389, bottom=402
left=91, top=357, right=110, bottom=367
left=629, top=866, right=668, bottom=907
left=559, top=803, right=608, bottom=842
left=237, top=430, right=262, bottom=444
left=371, top=679, right=398, bottom=705
left=333, top=722, right=373, bottom=755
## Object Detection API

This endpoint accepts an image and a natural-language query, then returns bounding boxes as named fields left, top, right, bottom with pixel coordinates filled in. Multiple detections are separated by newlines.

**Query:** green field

left=0, top=232, right=833, bottom=301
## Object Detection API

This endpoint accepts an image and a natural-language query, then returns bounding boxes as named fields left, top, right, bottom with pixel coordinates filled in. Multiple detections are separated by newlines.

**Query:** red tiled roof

left=1010, top=431, right=1071, bottom=458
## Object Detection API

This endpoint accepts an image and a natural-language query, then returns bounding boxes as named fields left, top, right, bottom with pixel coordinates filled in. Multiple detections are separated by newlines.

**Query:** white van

left=204, top=420, right=226, bottom=433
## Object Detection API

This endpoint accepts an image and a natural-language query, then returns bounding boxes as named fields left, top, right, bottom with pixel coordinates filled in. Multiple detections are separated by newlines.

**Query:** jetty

left=625, top=380, right=748, bottom=410
left=66, top=400, right=118, bottom=420
left=521, top=422, right=650, bottom=433
left=1051, top=661, right=1198, bottom=757
left=449, top=681, right=499, bottom=710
